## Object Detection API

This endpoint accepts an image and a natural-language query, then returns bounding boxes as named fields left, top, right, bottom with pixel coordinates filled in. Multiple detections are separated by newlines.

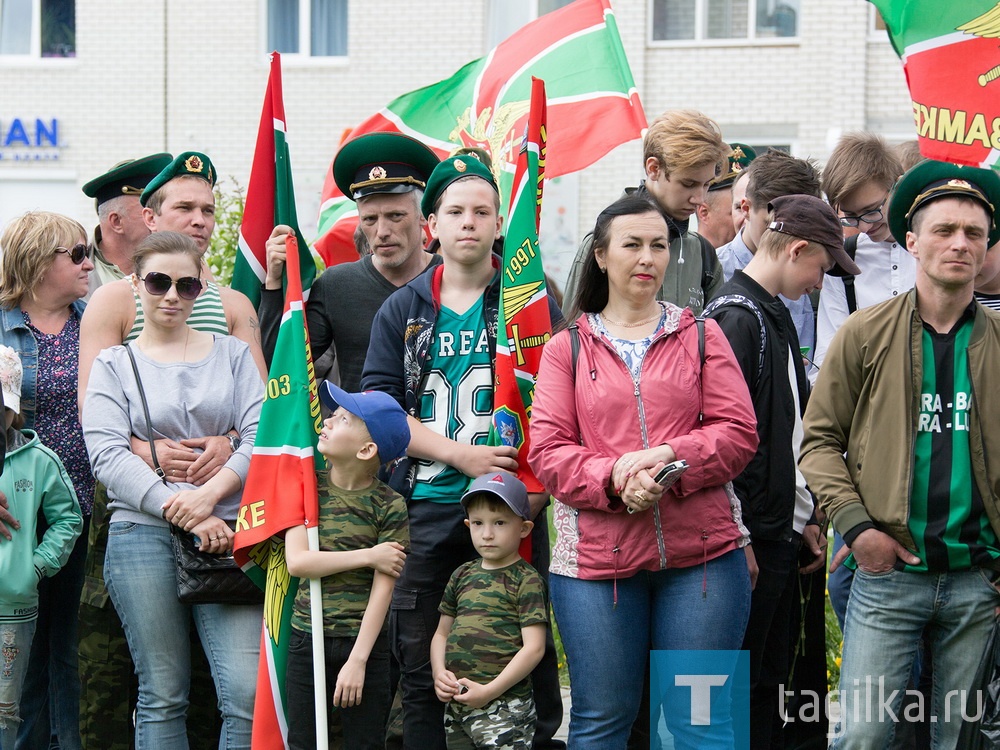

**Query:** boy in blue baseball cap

left=283, top=383, right=410, bottom=749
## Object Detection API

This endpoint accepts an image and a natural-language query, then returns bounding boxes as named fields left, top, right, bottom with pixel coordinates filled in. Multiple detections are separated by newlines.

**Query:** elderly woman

left=529, top=195, right=759, bottom=749
left=0, top=211, right=95, bottom=749
left=82, top=232, right=263, bottom=749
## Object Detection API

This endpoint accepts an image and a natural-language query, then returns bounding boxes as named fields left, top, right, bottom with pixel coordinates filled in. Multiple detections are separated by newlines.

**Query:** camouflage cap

left=140, top=151, right=217, bottom=207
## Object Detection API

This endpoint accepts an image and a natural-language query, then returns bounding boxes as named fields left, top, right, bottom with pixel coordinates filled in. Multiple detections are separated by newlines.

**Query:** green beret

left=421, top=155, right=499, bottom=218
left=140, top=151, right=217, bottom=207
left=888, top=159, right=1000, bottom=246
left=709, top=143, right=757, bottom=192
left=333, top=132, right=440, bottom=201
left=82, top=153, right=173, bottom=209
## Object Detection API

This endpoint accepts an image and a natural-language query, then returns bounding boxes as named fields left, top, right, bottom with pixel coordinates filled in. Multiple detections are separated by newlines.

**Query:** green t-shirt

left=291, top=473, right=409, bottom=637
left=439, top=558, right=548, bottom=702
left=411, top=297, right=493, bottom=504
left=907, top=313, right=1000, bottom=572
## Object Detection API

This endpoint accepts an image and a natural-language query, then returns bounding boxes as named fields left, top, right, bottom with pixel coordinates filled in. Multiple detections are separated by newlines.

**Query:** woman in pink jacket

left=529, top=195, right=758, bottom=749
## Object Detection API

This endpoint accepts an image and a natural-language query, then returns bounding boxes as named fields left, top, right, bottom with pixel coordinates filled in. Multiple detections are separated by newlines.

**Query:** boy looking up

left=362, top=155, right=564, bottom=748
left=284, top=383, right=411, bottom=750
left=431, top=472, right=547, bottom=750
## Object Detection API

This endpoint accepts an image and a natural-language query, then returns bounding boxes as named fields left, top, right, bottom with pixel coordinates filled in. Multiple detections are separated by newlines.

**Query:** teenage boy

left=362, top=155, right=564, bottom=749
left=706, top=195, right=860, bottom=750
left=284, top=383, right=411, bottom=750
left=562, top=109, right=729, bottom=317
left=815, top=132, right=913, bottom=382
left=716, top=149, right=821, bottom=367
left=431, top=472, right=547, bottom=750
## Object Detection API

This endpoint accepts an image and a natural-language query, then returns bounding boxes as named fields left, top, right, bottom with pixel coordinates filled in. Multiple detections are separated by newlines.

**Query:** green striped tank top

left=125, top=280, right=229, bottom=342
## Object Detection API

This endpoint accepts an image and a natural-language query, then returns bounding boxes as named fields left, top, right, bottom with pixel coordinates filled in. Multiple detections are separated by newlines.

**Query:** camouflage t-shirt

left=439, top=558, right=548, bottom=702
left=291, top=474, right=409, bottom=638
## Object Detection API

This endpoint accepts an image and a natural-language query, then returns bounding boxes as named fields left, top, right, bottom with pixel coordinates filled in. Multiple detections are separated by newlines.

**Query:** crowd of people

left=0, top=106, right=999, bottom=750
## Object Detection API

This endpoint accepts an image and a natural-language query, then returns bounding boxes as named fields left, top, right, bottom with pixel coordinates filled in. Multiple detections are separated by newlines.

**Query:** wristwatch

left=228, top=433, right=241, bottom=453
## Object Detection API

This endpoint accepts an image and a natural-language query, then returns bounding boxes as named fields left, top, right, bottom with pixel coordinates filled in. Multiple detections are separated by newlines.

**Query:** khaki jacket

left=800, top=289, right=1000, bottom=550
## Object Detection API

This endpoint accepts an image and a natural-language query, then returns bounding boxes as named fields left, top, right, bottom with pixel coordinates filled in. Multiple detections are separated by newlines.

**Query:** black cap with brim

left=709, top=142, right=757, bottom=192
left=140, top=151, right=217, bottom=207
left=889, top=159, right=1000, bottom=247
left=333, top=132, right=440, bottom=201
left=82, top=153, right=173, bottom=208
left=766, top=194, right=862, bottom=277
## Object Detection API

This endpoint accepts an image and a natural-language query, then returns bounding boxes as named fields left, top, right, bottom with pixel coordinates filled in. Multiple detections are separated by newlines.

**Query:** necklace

left=601, top=306, right=661, bottom=328
left=182, top=327, right=190, bottom=362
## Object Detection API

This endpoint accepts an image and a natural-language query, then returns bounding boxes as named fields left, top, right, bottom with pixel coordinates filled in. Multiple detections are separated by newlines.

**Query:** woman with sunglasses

left=82, top=231, right=263, bottom=750
left=0, top=210, right=96, bottom=749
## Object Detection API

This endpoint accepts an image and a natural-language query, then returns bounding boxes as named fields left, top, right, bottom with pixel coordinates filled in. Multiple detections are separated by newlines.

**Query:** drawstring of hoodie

left=701, top=531, right=709, bottom=598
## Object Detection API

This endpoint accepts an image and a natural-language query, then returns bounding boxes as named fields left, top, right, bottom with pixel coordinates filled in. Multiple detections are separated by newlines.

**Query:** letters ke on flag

left=871, top=0, right=1000, bottom=169
left=234, top=234, right=321, bottom=749
left=313, top=0, right=646, bottom=267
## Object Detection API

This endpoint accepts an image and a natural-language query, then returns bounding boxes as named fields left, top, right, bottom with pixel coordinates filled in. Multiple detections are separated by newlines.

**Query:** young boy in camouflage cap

left=431, top=472, right=547, bottom=750
left=283, top=382, right=410, bottom=750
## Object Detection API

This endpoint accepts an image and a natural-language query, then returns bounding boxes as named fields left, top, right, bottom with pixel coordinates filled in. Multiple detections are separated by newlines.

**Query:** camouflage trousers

left=444, top=695, right=536, bottom=750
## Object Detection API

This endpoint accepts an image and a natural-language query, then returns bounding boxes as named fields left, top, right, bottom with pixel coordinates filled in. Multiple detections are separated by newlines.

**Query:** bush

left=205, top=177, right=246, bottom=287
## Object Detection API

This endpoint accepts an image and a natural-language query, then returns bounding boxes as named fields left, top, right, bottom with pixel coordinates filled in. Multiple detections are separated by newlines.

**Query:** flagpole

left=307, top=526, right=329, bottom=750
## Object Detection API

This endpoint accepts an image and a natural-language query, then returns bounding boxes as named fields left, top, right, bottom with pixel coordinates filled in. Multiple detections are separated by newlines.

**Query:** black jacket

left=707, top=270, right=812, bottom=542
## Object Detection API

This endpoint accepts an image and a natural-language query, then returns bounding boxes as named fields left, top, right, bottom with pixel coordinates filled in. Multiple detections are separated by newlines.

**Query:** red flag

left=313, top=0, right=645, bottom=266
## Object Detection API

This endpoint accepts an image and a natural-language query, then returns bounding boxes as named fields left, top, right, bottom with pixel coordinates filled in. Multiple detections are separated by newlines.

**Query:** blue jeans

left=16, top=519, right=88, bottom=750
left=832, top=566, right=1000, bottom=749
left=828, top=531, right=853, bottom=631
left=1, top=620, right=37, bottom=750
left=104, top=522, right=262, bottom=750
left=550, top=549, right=751, bottom=750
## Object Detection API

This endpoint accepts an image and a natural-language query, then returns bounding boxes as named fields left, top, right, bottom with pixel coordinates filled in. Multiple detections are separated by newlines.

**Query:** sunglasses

left=54, top=243, right=91, bottom=265
left=139, top=271, right=204, bottom=300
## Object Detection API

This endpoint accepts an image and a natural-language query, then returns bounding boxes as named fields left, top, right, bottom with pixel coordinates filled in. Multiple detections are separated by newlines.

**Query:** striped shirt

left=125, top=280, right=228, bottom=342
left=907, top=307, right=1000, bottom=572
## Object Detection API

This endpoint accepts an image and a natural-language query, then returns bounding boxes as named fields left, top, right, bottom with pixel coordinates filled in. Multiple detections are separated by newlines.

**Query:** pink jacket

left=528, top=304, right=758, bottom=580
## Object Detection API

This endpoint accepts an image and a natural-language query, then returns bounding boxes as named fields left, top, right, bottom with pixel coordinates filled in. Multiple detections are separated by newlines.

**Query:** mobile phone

left=653, top=459, right=689, bottom=489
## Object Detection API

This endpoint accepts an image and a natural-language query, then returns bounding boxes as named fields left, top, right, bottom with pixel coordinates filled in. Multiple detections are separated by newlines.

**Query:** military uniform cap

left=888, top=159, right=1000, bottom=246
left=333, top=132, right=440, bottom=201
left=421, top=154, right=499, bottom=218
left=709, top=143, right=757, bottom=192
left=82, top=153, right=173, bottom=209
left=140, top=151, right=217, bottom=207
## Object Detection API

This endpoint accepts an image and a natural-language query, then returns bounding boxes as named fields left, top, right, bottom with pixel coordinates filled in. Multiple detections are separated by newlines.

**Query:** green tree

left=205, top=178, right=246, bottom=287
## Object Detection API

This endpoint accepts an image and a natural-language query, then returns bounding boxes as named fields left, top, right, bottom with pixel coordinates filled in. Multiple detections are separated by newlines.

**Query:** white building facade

left=0, top=0, right=911, bottom=286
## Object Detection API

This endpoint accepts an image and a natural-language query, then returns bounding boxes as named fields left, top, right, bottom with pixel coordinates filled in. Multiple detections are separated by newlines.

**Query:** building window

left=267, top=0, right=347, bottom=58
left=0, top=0, right=75, bottom=57
left=651, top=0, right=798, bottom=42
left=487, top=0, right=575, bottom=48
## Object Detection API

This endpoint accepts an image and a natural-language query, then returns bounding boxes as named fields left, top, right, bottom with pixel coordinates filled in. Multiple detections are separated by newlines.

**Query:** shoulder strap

left=569, top=323, right=581, bottom=382
left=702, top=294, right=767, bottom=385
left=124, top=344, right=167, bottom=485
left=696, top=317, right=705, bottom=424
left=843, top=234, right=859, bottom=315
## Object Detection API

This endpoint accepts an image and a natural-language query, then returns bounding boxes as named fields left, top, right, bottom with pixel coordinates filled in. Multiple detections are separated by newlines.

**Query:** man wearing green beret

left=81, top=153, right=172, bottom=298
left=259, top=132, right=442, bottom=392
left=800, top=160, right=1000, bottom=749
left=362, top=154, right=565, bottom=750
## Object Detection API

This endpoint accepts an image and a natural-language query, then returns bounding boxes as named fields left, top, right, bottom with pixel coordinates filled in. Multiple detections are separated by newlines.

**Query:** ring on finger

left=635, top=489, right=646, bottom=503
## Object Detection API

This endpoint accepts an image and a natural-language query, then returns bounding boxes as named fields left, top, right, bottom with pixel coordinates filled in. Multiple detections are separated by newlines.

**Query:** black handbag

left=125, top=344, right=263, bottom=606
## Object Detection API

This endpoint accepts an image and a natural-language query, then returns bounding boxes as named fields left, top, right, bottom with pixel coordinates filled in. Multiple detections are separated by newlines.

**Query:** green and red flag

left=233, top=52, right=317, bottom=307
left=313, top=0, right=645, bottom=266
left=871, top=0, right=1000, bottom=169
left=489, top=77, right=550, bottom=561
left=234, top=234, right=323, bottom=749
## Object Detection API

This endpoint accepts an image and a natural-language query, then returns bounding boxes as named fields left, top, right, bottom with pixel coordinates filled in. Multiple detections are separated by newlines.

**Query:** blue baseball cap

left=318, top=382, right=410, bottom=462
left=460, top=472, right=532, bottom=520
